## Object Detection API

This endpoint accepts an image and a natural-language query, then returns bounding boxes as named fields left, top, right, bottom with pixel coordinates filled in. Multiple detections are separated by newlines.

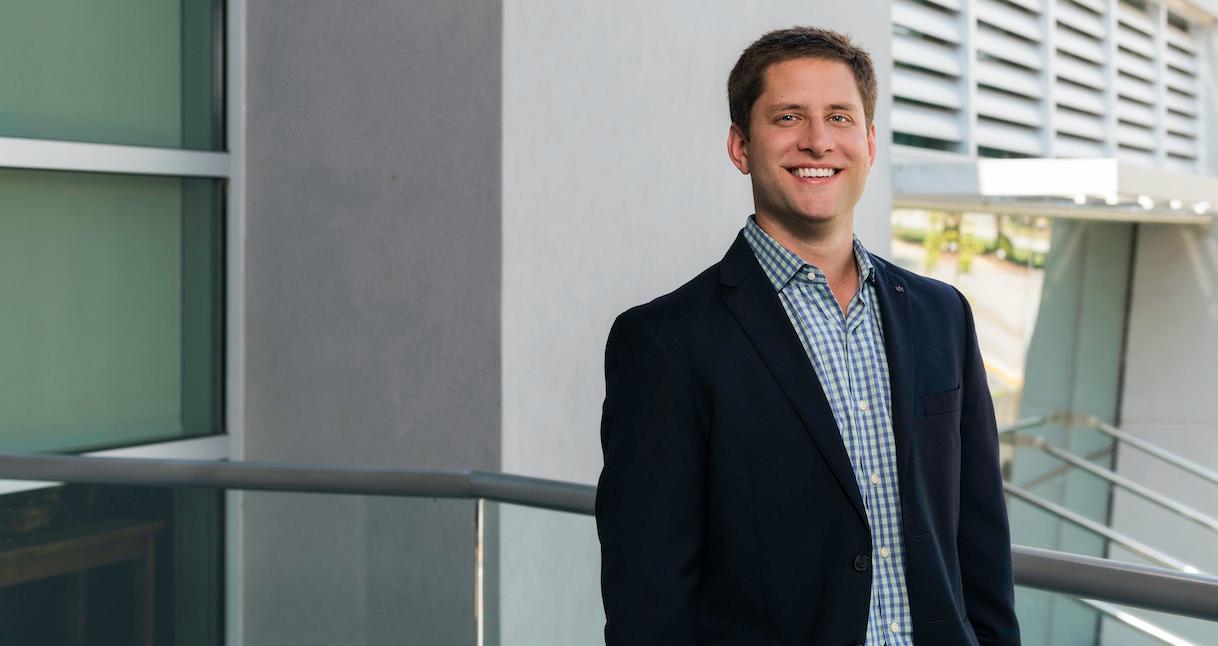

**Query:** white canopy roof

left=892, top=148, right=1217, bottom=225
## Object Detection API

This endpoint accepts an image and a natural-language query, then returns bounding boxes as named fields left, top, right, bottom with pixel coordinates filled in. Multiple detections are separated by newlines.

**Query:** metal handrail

left=997, top=415, right=1049, bottom=435
left=1086, top=416, right=1218, bottom=488
left=1033, top=438, right=1218, bottom=536
left=1003, top=482, right=1200, bottom=573
left=3, top=452, right=1218, bottom=621
left=1076, top=599, right=1195, bottom=646
left=0, top=452, right=595, bottom=515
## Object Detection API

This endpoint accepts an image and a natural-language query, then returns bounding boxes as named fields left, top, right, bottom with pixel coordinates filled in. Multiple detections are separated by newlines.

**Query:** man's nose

left=797, top=120, right=834, bottom=155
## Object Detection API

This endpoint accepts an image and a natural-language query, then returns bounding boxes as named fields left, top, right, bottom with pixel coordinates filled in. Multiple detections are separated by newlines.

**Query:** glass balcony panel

left=483, top=501, right=602, bottom=646
left=0, top=483, right=222, bottom=645
left=0, top=168, right=223, bottom=453
left=0, top=0, right=223, bottom=150
left=239, top=492, right=479, bottom=645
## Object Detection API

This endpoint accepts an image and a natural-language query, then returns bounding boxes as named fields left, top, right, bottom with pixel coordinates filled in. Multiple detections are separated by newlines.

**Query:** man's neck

left=753, top=212, right=857, bottom=287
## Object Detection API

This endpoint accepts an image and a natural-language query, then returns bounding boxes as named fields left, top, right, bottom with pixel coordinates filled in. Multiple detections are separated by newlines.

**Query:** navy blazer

left=596, top=232, right=1020, bottom=645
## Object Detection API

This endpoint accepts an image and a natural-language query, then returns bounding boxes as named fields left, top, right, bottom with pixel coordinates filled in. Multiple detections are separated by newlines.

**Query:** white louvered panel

left=1164, top=156, right=1197, bottom=171
left=1004, top=0, right=1042, bottom=14
left=1055, top=27, right=1105, bottom=62
left=893, top=33, right=963, bottom=77
left=1055, top=134, right=1107, bottom=157
left=1165, top=27, right=1196, bottom=54
left=1055, top=81, right=1104, bottom=114
left=1166, top=91, right=1197, bottom=117
left=1166, top=133, right=1196, bottom=157
left=976, top=118, right=1045, bottom=155
left=1116, top=122, right=1155, bottom=150
left=977, top=59, right=1044, bottom=98
left=1056, top=2, right=1106, bottom=39
left=924, top=0, right=963, bottom=10
left=1055, top=108, right=1106, bottom=140
left=893, top=0, right=962, bottom=44
left=1165, top=112, right=1196, bottom=137
left=893, top=102, right=964, bottom=142
left=1116, top=100, right=1154, bottom=125
left=977, top=25, right=1042, bottom=70
left=1070, top=0, right=1107, bottom=14
left=1165, top=47, right=1197, bottom=75
left=976, top=88, right=1041, bottom=127
left=1116, top=49, right=1155, bottom=81
left=976, top=0, right=1043, bottom=41
left=1117, top=146, right=1155, bottom=165
left=894, top=66, right=964, bottom=109
left=1165, top=68, right=1196, bottom=96
left=1116, top=25, right=1155, bottom=59
left=1117, top=4, right=1155, bottom=36
left=1116, top=75, right=1153, bottom=104
left=1056, top=56, right=1105, bottom=89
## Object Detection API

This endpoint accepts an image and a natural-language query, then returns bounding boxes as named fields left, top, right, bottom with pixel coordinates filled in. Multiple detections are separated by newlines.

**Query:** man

left=595, top=27, right=1020, bottom=645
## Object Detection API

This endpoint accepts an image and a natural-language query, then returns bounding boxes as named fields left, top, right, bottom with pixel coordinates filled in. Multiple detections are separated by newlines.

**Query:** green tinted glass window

left=0, top=168, right=223, bottom=452
left=0, top=0, right=223, bottom=150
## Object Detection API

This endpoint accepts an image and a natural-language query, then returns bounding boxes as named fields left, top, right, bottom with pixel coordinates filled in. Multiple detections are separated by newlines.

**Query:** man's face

left=728, top=57, right=876, bottom=230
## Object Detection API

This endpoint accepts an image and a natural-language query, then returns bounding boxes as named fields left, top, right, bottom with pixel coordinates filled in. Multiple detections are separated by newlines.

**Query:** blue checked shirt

left=743, top=217, right=913, bottom=645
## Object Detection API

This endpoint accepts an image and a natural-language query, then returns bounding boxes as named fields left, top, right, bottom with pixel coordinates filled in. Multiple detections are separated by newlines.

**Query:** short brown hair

left=728, top=26, right=877, bottom=138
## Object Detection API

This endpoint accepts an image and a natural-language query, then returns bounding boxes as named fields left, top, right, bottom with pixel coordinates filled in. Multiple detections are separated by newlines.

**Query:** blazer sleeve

left=956, top=289, right=1021, bottom=645
left=596, top=308, right=705, bottom=646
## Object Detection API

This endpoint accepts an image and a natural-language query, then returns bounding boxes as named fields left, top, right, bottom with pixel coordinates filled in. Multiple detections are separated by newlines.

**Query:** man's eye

left=830, top=115, right=850, bottom=123
left=778, top=114, right=797, bottom=122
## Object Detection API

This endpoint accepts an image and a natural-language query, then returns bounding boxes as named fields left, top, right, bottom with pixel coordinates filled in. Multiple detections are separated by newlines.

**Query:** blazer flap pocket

left=921, top=385, right=962, bottom=417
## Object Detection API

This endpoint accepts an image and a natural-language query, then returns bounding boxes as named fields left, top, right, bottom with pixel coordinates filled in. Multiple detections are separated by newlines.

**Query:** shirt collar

left=742, top=215, right=875, bottom=292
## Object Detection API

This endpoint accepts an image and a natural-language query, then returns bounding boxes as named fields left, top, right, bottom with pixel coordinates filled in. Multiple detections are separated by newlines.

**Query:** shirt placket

left=846, top=296, right=888, bottom=646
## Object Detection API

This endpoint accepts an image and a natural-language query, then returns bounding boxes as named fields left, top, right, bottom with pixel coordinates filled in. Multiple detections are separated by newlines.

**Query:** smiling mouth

left=788, top=167, right=840, bottom=183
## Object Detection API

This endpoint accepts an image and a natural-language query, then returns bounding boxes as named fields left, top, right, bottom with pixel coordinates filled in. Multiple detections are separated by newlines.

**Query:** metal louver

left=891, top=0, right=1207, bottom=172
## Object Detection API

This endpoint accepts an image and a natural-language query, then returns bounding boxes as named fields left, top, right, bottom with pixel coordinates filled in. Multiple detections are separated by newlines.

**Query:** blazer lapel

left=719, top=234, right=867, bottom=525
left=869, top=254, right=915, bottom=491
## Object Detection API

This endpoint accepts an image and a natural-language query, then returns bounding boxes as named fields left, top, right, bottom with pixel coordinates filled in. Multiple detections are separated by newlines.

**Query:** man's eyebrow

left=765, top=102, right=861, bottom=114
left=825, top=102, right=861, bottom=113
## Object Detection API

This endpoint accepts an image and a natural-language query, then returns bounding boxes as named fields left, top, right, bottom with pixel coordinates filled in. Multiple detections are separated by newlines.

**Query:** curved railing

left=1, top=451, right=1218, bottom=623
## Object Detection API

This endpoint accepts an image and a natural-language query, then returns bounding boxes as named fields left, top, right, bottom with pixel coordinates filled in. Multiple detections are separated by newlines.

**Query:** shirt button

left=806, top=270, right=816, bottom=280
left=857, top=400, right=869, bottom=412
left=880, top=546, right=891, bottom=559
left=890, top=621, right=901, bottom=633
left=870, top=473, right=881, bottom=485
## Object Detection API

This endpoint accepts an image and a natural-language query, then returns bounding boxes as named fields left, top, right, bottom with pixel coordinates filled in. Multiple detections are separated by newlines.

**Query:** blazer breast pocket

left=921, top=385, right=962, bottom=417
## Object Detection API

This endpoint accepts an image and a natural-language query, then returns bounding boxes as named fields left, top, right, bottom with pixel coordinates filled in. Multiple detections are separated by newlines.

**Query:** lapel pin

left=894, top=285, right=905, bottom=293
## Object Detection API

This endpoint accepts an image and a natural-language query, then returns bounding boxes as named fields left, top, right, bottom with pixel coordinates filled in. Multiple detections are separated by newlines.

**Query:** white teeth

left=792, top=167, right=837, bottom=178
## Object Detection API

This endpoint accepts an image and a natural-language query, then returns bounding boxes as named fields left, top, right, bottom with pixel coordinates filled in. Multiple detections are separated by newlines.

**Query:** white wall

left=499, top=3, right=893, bottom=643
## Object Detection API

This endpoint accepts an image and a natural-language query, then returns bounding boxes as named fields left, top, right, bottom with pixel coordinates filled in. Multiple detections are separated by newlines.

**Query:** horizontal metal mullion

left=0, top=136, right=230, bottom=178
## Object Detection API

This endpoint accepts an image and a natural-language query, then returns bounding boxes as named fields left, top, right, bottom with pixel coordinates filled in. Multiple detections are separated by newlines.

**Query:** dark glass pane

left=0, top=484, right=223, bottom=645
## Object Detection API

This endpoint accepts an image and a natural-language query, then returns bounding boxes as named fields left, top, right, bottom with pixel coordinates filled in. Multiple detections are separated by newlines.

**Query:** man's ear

left=867, top=121, right=877, bottom=169
left=727, top=123, right=750, bottom=175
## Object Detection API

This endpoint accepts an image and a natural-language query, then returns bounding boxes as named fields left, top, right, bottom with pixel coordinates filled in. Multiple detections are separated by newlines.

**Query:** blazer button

left=852, top=554, right=871, bottom=572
